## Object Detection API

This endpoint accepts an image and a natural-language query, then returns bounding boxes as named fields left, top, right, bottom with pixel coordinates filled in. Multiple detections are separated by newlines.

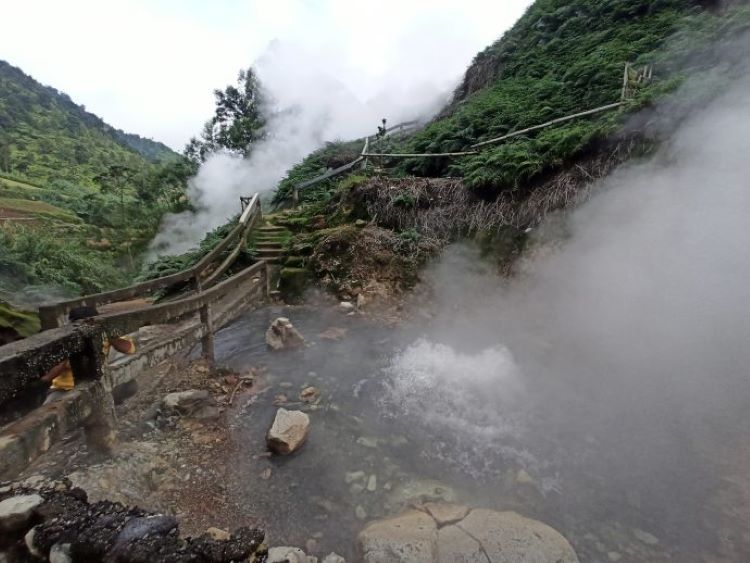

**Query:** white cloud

left=1, top=0, right=531, bottom=150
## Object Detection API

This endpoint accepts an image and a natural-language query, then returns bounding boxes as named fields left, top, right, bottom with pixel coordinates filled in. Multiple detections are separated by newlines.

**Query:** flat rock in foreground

left=267, top=408, right=310, bottom=455
left=357, top=504, right=579, bottom=563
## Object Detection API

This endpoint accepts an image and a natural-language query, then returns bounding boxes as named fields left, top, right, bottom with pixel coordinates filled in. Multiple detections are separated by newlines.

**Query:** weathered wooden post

left=292, top=187, right=299, bottom=209
left=70, top=326, right=117, bottom=453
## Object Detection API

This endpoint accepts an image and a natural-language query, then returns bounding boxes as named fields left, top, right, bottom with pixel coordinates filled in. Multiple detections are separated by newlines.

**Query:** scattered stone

left=355, top=505, right=368, bottom=520
left=345, top=471, right=366, bottom=484
left=300, top=387, right=320, bottom=403
left=273, top=394, right=289, bottom=405
left=267, top=409, right=310, bottom=455
left=161, top=390, right=218, bottom=419
left=355, top=219, right=367, bottom=228
left=305, top=538, right=318, bottom=552
left=206, top=527, right=231, bottom=541
left=339, top=301, right=355, bottom=313
left=367, top=475, right=377, bottom=492
left=322, top=553, right=346, bottom=563
left=312, top=532, right=324, bottom=539
left=356, top=436, right=379, bottom=448
left=49, top=543, right=72, bottom=563
left=279, top=382, right=294, bottom=388
left=260, top=468, right=273, bottom=480
left=350, top=483, right=365, bottom=495
left=422, top=503, right=469, bottom=526
left=633, top=529, right=659, bottom=545
left=437, top=524, right=485, bottom=562
left=356, top=293, right=367, bottom=310
left=608, top=552, right=623, bottom=562
left=267, top=546, right=314, bottom=563
left=319, top=327, right=348, bottom=341
left=0, top=493, right=43, bottom=532
left=266, top=318, right=305, bottom=351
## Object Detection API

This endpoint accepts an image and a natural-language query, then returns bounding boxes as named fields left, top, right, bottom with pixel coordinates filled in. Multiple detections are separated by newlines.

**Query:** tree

left=95, top=164, right=136, bottom=225
left=0, top=140, right=11, bottom=173
left=184, top=67, right=267, bottom=162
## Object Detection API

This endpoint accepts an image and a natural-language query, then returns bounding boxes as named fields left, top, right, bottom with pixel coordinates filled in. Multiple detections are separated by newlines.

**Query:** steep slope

left=0, top=61, right=193, bottom=303
left=260, top=0, right=749, bottom=301
left=0, top=60, right=176, bottom=185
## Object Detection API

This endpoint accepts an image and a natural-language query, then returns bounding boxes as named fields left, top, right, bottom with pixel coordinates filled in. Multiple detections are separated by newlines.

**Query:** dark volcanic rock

left=2, top=482, right=264, bottom=562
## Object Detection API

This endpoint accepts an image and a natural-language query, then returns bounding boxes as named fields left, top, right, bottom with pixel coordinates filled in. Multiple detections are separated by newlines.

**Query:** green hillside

left=0, top=60, right=194, bottom=302
left=277, top=0, right=749, bottom=205
left=0, top=60, right=176, bottom=185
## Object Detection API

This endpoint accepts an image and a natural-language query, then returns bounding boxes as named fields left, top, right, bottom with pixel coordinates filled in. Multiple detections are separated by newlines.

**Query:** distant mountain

left=0, top=60, right=177, bottom=185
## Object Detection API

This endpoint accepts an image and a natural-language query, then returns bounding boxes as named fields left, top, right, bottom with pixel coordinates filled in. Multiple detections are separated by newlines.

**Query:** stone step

left=258, top=226, right=287, bottom=232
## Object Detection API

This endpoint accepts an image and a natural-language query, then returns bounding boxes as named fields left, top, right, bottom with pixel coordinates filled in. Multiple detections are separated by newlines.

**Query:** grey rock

left=633, top=528, right=659, bottom=545
left=49, top=543, right=72, bottom=563
left=339, top=301, right=355, bottom=313
left=0, top=493, right=43, bottom=532
left=266, top=318, right=305, bottom=351
left=358, top=509, right=437, bottom=562
left=357, top=506, right=579, bottom=563
left=162, top=390, right=217, bottom=418
left=322, top=553, right=346, bottom=563
left=457, top=509, right=579, bottom=562
left=267, top=409, right=310, bottom=455
left=267, top=546, right=316, bottom=563
left=367, top=475, right=377, bottom=492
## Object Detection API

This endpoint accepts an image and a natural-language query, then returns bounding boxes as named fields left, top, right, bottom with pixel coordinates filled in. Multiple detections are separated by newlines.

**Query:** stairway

left=254, top=224, right=289, bottom=264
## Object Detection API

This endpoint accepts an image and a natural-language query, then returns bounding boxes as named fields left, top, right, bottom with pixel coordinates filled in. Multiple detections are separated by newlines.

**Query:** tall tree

left=185, top=68, right=266, bottom=163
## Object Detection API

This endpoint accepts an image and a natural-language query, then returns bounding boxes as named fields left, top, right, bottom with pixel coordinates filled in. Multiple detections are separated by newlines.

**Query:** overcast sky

left=2, top=0, right=532, bottom=151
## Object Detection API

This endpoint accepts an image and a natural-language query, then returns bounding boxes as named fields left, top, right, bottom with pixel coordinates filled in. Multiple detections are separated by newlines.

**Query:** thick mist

left=147, top=1, right=533, bottom=257
left=385, top=71, right=750, bottom=510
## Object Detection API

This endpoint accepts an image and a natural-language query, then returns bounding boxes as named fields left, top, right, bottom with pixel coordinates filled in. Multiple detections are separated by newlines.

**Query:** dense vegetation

left=0, top=60, right=195, bottom=300
left=276, top=0, right=749, bottom=204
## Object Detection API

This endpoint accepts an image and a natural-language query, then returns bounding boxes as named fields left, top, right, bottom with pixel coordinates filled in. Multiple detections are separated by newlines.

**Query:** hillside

left=0, top=61, right=194, bottom=306
left=253, top=0, right=750, bottom=301
left=0, top=60, right=176, bottom=186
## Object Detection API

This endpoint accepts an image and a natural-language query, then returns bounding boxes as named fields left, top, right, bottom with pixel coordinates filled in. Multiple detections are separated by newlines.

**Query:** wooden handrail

left=38, top=194, right=262, bottom=329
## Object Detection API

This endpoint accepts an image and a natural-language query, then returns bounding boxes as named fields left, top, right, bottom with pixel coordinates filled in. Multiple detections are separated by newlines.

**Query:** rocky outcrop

left=357, top=504, right=579, bottom=563
left=266, top=318, right=306, bottom=351
left=267, top=408, right=310, bottom=455
left=0, top=480, right=264, bottom=562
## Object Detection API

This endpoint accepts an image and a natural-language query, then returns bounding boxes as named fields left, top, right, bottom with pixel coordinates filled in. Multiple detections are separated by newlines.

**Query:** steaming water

left=213, top=297, right=750, bottom=562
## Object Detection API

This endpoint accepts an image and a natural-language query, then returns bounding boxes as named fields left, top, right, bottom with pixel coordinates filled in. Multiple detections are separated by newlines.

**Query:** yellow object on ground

left=50, top=336, right=136, bottom=391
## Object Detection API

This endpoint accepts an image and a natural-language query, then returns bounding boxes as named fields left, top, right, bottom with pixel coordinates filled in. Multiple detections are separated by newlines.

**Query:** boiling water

left=212, top=302, right=750, bottom=561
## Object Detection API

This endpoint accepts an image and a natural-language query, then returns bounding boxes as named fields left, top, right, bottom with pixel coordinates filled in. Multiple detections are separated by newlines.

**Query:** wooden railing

left=38, top=194, right=261, bottom=330
left=291, top=120, right=422, bottom=205
left=0, top=194, right=270, bottom=478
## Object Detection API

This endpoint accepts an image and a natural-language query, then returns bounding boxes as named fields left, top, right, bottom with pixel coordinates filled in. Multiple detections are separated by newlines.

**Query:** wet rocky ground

left=7, top=279, right=750, bottom=561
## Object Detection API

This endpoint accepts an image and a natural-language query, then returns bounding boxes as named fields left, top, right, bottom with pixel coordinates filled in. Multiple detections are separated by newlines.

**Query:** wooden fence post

left=200, top=303, right=215, bottom=367
left=70, top=329, right=117, bottom=453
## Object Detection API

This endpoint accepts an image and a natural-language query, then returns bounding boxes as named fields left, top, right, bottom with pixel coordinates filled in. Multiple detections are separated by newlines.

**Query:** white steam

left=384, top=70, right=750, bottom=483
left=149, top=2, right=532, bottom=258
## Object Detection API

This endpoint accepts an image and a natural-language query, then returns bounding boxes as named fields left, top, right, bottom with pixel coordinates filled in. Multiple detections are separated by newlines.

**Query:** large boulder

left=358, top=509, right=437, bottom=563
left=267, top=409, right=310, bottom=455
left=266, top=318, right=305, bottom=351
left=357, top=504, right=579, bottom=563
